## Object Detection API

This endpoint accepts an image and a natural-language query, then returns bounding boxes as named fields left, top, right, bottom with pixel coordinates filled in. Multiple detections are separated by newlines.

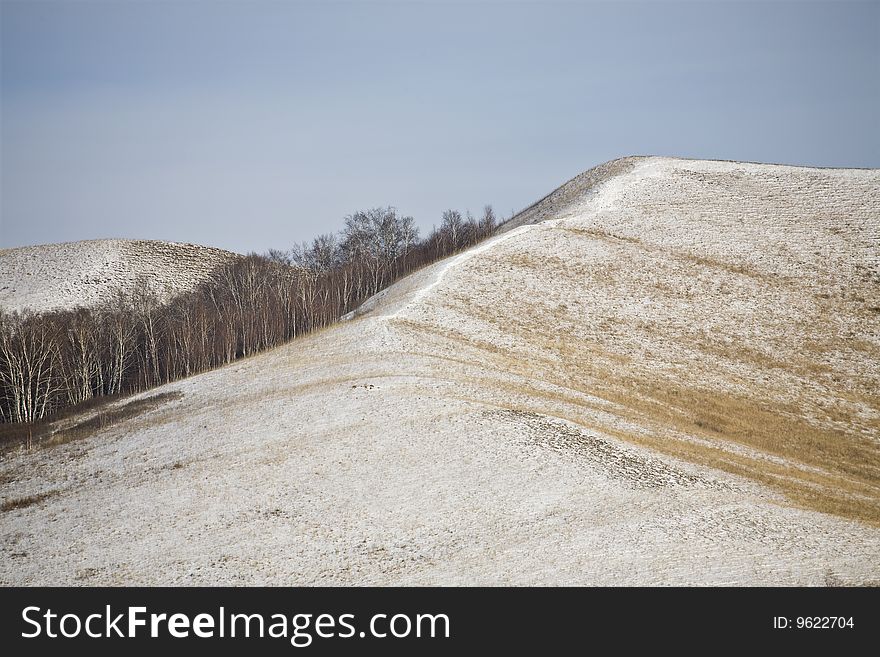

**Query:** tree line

left=0, top=205, right=499, bottom=425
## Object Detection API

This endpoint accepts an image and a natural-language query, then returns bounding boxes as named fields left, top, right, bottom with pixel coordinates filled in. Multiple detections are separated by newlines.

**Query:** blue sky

left=2, top=0, right=878, bottom=253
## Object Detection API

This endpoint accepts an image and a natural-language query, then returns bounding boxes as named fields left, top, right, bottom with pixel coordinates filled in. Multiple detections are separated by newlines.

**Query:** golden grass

left=588, top=383, right=880, bottom=524
left=504, top=371, right=880, bottom=525
left=398, top=312, right=880, bottom=526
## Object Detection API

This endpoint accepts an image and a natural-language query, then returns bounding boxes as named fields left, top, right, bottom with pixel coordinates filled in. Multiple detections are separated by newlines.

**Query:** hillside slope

left=0, top=239, right=238, bottom=313
left=1, top=157, right=878, bottom=585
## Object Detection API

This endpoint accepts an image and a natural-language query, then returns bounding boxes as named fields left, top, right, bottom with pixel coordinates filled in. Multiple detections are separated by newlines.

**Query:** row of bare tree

left=0, top=205, right=499, bottom=424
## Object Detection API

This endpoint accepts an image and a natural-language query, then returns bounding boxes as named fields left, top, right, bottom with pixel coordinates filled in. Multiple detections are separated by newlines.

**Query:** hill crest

left=0, top=238, right=239, bottom=314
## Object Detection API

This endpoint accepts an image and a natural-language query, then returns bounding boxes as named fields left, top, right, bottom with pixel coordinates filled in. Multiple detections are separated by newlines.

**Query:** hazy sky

left=2, top=0, right=878, bottom=253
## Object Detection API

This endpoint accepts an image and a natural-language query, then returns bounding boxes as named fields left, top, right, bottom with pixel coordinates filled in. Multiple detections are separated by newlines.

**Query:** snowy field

left=1, top=157, right=878, bottom=585
left=0, top=239, right=237, bottom=313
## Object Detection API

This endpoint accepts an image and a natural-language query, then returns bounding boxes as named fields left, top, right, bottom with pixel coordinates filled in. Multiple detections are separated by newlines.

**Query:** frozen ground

left=1, top=157, right=878, bottom=585
left=0, top=239, right=237, bottom=313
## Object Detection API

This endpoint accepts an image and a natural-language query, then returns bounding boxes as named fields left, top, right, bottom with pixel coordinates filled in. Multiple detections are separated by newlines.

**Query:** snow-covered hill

left=2, top=157, right=879, bottom=585
left=0, top=239, right=238, bottom=314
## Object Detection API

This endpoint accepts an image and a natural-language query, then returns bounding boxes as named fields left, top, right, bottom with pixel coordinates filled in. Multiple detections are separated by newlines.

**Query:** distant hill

left=0, top=239, right=239, bottom=314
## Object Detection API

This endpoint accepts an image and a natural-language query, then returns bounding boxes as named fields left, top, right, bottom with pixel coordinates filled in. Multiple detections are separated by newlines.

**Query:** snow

left=1, top=157, right=878, bottom=585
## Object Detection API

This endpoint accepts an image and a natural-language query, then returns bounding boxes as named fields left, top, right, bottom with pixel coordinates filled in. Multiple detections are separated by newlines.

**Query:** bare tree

left=130, top=277, right=162, bottom=388
left=341, top=207, right=418, bottom=296
left=265, top=248, right=292, bottom=266
left=440, top=209, right=464, bottom=254
left=61, top=309, right=103, bottom=405
left=0, top=311, right=64, bottom=423
left=480, top=204, right=497, bottom=236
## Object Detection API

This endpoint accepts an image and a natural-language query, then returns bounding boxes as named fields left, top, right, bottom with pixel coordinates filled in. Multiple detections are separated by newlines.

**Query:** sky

left=1, top=0, right=878, bottom=254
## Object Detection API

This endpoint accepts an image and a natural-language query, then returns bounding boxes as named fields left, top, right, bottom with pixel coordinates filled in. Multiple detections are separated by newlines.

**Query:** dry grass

left=563, top=226, right=643, bottom=244
left=1, top=490, right=59, bottom=513
left=591, top=382, right=880, bottom=523
left=397, top=314, right=880, bottom=526
left=566, top=225, right=774, bottom=281
left=552, top=374, right=880, bottom=525
left=485, top=364, right=880, bottom=525
left=0, top=391, right=184, bottom=453
left=676, top=250, right=769, bottom=279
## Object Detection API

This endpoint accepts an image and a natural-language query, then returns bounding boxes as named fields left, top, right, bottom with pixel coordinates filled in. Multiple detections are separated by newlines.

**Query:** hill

left=0, top=239, right=239, bottom=314
left=1, top=157, right=878, bottom=585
